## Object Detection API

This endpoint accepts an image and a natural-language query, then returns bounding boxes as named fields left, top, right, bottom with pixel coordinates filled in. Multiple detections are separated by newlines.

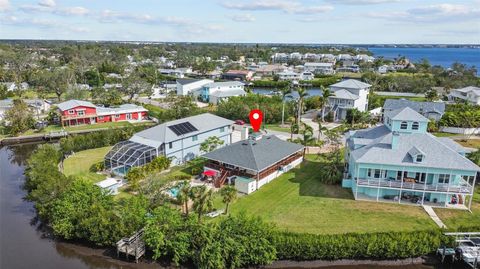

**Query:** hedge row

left=273, top=229, right=447, bottom=260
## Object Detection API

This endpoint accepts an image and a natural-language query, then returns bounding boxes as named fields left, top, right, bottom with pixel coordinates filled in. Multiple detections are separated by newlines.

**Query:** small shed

left=96, top=177, right=122, bottom=195
left=235, top=176, right=257, bottom=194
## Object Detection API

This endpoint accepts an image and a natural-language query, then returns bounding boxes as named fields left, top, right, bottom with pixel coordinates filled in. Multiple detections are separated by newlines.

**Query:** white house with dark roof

left=343, top=107, right=479, bottom=210
left=105, top=113, right=234, bottom=174
left=304, top=62, right=335, bottom=75
left=448, top=86, right=480, bottom=105
left=176, top=78, right=213, bottom=96
left=200, top=81, right=246, bottom=104
left=328, top=79, right=371, bottom=121
left=202, top=134, right=304, bottom=191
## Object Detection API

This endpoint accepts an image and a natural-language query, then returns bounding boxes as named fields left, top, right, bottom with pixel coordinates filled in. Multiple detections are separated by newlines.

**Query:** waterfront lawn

left=432, top=132, right=459, bottom=138
left=63, top=146, right=112, bottom=183
left=434, top=189, right=480, bottom=229
left=22, top=121, right=152, bottom=136
left=228, top=155, right=437, bottom=234
left=456, top=139, right=480, bottom=149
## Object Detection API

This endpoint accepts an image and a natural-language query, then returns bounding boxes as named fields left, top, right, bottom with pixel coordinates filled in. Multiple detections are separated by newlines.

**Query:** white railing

left=356, top=178, right=472, bottom=194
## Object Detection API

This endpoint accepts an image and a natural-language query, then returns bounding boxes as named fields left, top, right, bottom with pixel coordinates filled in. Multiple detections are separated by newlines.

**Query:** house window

left=192, top=135, right=198, bottom=141
left=373, top=169, right=382, bottom=179
left=77, top=110, right=85, bottom=116
left=68, top=109, right=74, bottom=115
left=115, top=114, right=120, bottom=119
left=169, top=142, right=173, bottom=149
left=416, top=154, right=423, bottom=162
left=438, top=174, right=450, bottom=184
left=126, top=113, right=132, bottom=120
left=219, top=127, right=225, bottom=132
left=98, top=116, right=104, bottom=120
left=412, top=122, right=419, bottom=130
left=367, top=169, right=383, bottom=179
left=400, top=121, right=408, bottom=129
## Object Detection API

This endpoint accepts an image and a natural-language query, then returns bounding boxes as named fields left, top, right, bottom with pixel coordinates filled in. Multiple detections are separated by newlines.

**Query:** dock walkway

left=423, top=205, right=447, bottom=228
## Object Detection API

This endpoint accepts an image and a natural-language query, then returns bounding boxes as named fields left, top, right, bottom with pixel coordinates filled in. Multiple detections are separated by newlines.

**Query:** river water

left=0, top=144, right=466, bottom=269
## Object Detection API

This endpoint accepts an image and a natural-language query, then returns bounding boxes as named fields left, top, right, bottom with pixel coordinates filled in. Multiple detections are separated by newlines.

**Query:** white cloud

left=0, top=0, right=10, bottom=12
left=325, top=0, right=401, bottom=4
left=38, top=0, right=56, bottom=8
left=221, top=0, right=333, bottom=14
left=231, top=13, right=256, bottom=22
left=55, top=6, right=90, bottom=16
left=368, top=3, right=480, bottom=22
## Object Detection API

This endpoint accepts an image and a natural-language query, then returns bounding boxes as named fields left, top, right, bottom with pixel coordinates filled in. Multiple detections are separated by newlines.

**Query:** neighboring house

left=202, top=134, right=304, bottom=192
left=201, top=81, right=246, bottom=104
left=300, top=71, right=315, bottom=81
left=1, top=82, right=29, bottom=92
left=277, top=70, right=300, bottom=81
left=0, top=99, right=51, bottom=121
left=337, top=64, right=360, bottom=73
left=328, top=79, right=371, bottom=121
left=105, top=113, right=234, bottom=173
left=383, top=99, right=445, bottom=121
left=221, top=70, right=254, bottom=81
left=159, top=68, right=185, bottom=78
left=378, top=65, right=389, bottom=74
left=304, top=62, right=335, bottom=75
left=448, top=86, right=480, bottom=105
left=176, top=78, right=214, bottom=96
left=57, top=100, right=148, bottom=126
left=342, top=107, right=479, bottom=210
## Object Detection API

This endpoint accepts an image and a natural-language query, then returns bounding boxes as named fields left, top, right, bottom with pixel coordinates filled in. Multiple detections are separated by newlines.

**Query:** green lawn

left=456, top=139, right=480, bottom=149
left=264, top=124, right=291, bottom=133
left=432, top=132, right=459, bottom=137
left=63, top=146, right=112, bottom=183
left=228, top=155, right=437, bottom=234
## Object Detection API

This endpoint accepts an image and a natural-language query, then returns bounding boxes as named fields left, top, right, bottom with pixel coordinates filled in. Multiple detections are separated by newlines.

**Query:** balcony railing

left=62, top=113, right=97, bottom=120
left=356, top=178, right=473, bottom=194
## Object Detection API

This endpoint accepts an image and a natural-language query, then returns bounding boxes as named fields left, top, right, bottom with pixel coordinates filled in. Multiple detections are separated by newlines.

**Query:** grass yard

left=264, top=124, right=291, bottom=133
left=63, top=146, right=112, bottom=183
left=228, top=155, right=437, bottom=234
left=21, top=121, right=152, bottom=136
left=432, top=132, right=459, bottom=138
left=455, top=139, right=480, bottom=149
left=434, top=189, right=480, bottom=229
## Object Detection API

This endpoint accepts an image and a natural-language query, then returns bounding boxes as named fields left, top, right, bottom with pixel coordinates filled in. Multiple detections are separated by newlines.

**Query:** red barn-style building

left=57, top=100, right=148, bottom=127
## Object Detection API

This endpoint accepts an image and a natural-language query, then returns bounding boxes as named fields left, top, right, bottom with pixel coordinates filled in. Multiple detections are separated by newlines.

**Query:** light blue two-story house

left=105, top=113, right=234, bottom=175
left=342, top=107, right=479, bottom=210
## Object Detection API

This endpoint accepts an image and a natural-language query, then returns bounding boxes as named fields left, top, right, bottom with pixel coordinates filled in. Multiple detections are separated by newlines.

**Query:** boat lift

left=440, top=232, right=480, bottom=268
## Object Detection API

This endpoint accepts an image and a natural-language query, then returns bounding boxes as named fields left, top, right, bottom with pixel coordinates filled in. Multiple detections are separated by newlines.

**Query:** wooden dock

left=116, top=229, right=145, bottom=263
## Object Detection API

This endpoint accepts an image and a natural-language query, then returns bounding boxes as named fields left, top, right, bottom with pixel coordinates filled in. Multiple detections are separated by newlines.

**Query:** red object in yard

left=234, top=119, right=245, bottom=125
left=203, top=170, right=216, bottom=176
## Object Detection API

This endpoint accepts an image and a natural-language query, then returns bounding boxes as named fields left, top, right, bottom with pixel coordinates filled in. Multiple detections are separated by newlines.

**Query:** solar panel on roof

left=168, top=122, right=198, bottom=136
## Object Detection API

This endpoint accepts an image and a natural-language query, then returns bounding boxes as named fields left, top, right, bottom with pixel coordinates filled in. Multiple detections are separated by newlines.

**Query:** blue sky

left=0, top=0, right=479, bottom=43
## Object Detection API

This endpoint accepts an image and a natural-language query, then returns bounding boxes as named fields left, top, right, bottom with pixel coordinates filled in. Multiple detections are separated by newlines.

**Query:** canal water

left=0, top=144, right=466, bottom=269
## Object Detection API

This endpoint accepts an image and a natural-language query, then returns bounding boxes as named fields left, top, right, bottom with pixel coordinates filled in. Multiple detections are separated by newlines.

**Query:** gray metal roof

left=176, top=78, right=203, bottom=85
left=210, top=89, right=246, bottom=98
left=331, top=89, right=359, bottom=100
left=383, top=99, right=445, bottom=115
left=202, top=135, right=304, bottom=172
left=385, top=107, right=429, bottom=122
left=204, top=81, right=245, bottom=88
left=57, top=100, right=96, bottom=111
left=330, top=79, right=371, bottom=89
left=348, top=126, right=479, bottom=172
left=131, top=113, right=234, bottom=144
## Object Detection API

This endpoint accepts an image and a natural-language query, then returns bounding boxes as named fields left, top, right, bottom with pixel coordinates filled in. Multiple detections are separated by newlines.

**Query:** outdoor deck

left=356, top=178, right=473, bottom=194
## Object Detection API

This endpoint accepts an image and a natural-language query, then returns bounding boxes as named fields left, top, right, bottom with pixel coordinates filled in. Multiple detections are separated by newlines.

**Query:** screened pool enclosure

left=104, top=141, right=157, bottom=175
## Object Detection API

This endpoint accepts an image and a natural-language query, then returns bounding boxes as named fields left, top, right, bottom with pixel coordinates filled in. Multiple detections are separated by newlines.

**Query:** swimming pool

left=168, top=187, right=180, bottom=198
left=112, top=166, right=129, bottom=176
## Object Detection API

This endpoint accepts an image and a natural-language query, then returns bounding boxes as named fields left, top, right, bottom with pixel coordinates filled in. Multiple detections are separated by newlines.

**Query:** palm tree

left=301, top=124, right=315, bottom=153
left=320, top=87, right=333, bottom=122
left=191, top=185, right=214, bottom=222
left=279, top=86, right=292, bottom=127
left=290, top=123, right=299, bottom=140
left=317, top=121, right=328, bottom=142
left=176, top=181, right=192, bottom=215
left=220, top=186, right=237, bottom=214
left=296, top=87, right=309, bottom=125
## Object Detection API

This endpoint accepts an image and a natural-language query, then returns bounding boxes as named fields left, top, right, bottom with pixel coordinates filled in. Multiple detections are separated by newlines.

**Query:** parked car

left=234, top=119, right=245, bottom=125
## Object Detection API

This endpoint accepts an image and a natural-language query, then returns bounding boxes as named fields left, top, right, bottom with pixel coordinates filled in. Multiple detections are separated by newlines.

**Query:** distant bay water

left=368, top=47, right=480, bottom=74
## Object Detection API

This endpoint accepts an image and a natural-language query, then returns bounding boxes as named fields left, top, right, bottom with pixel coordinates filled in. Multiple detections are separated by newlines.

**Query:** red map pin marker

left=249, top=109, right=263, bottom=132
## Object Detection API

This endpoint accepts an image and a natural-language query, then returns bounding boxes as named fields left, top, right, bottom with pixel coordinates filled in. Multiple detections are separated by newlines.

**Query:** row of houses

left=271, top=52, right=374, bottom=63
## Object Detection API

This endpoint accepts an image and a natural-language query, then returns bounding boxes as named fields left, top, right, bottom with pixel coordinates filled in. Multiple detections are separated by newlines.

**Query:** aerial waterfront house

left=57, top=100, right=148, bottom=126
left=383, top=99, right=445, bottom=121
left=448, top=86, right=480, bottom=105
left=105, top=113, right=234, bottom=174
left=176, top=78, right=214, bottom=96
left=328, top=79, right=371, bottom=121
left=303, top=62, right=335, bottom=75
left=342, top=107, right=479, bottom=210
left=200, top=81, right=246, bottom=104
left=202, top=134, right=304, bottom=192
left=277, top=70, right=301, bottom=81
left=221, top=70, right=254, bottom=81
